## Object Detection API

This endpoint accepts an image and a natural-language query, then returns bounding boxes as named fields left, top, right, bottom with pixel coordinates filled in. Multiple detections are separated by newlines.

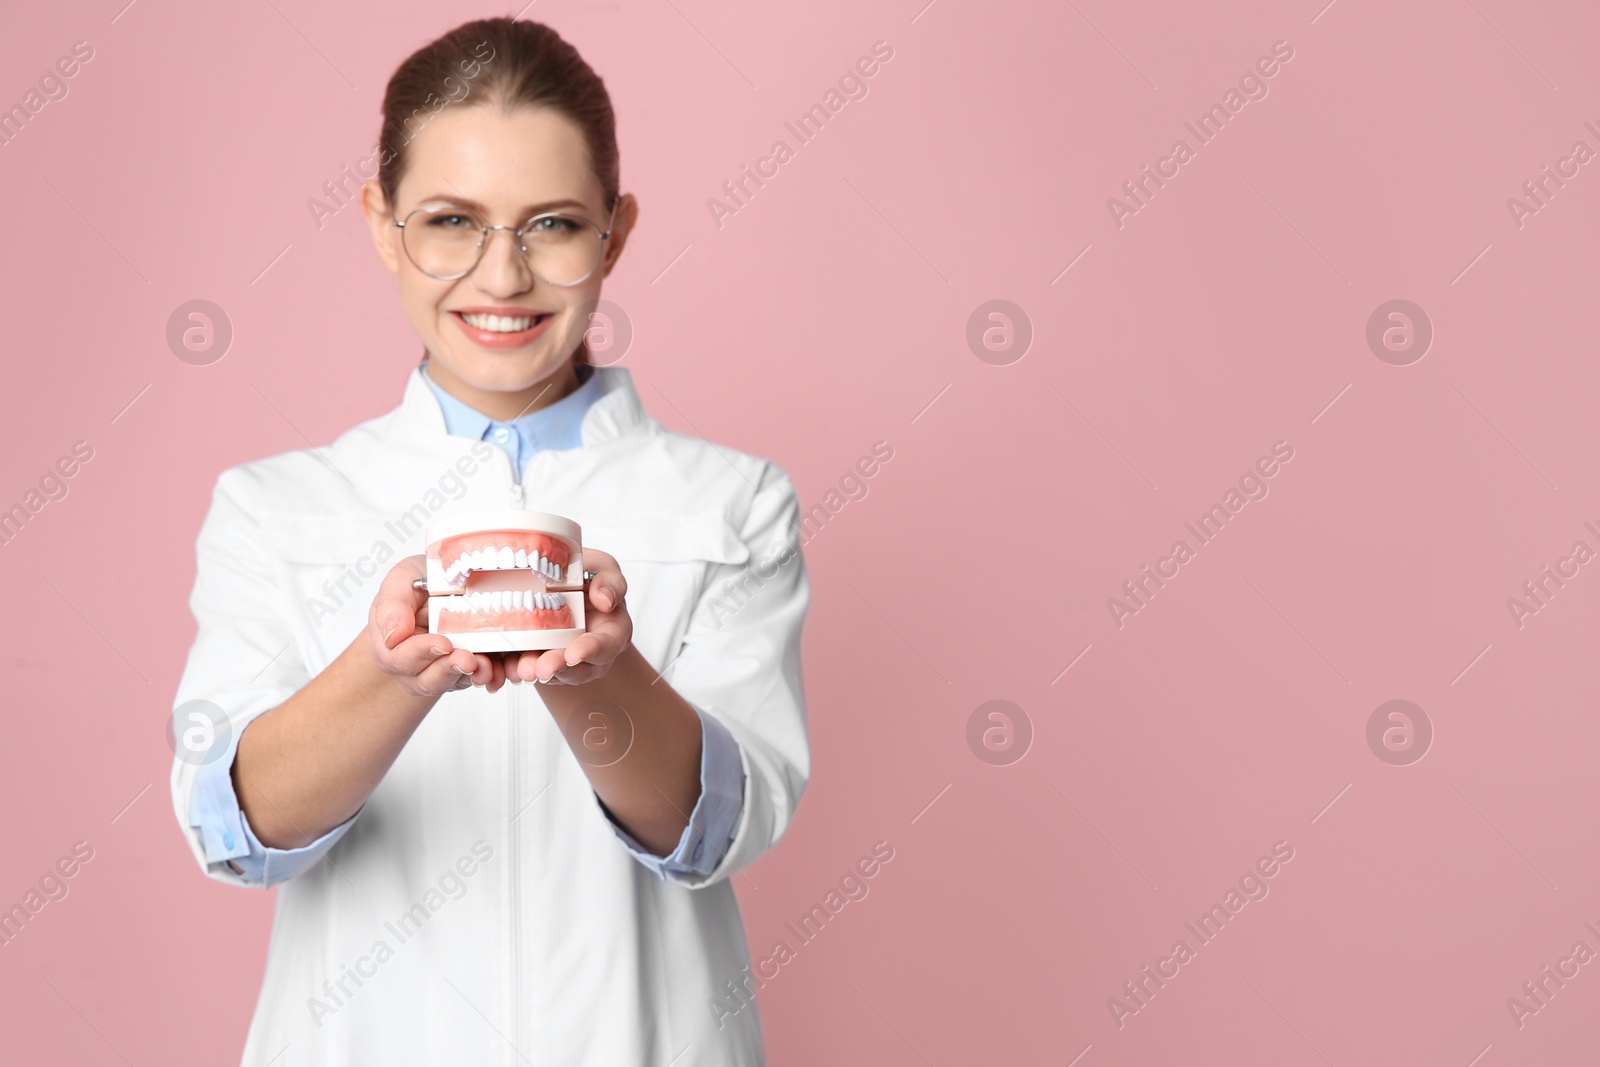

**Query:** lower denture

left=436, top=591, right=574, bottom=634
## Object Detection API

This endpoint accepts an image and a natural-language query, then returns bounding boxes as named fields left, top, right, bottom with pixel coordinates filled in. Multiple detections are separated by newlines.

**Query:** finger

left=506, top=651, right=540, bottom=684
left=487, top=656, right=508, bottom=693
left=530, top=647, right=569, bottom=683
left=474, top=651, right=508, bottom=685
left=547, top=662, right=600, bottom=686
left=582, top=548, right=627, bottom=612
left=372, top=555, right=430, bottom=649
left=514, top=649, right=558, bottom=683
left=560, top=632, right=613, bottom=669
left=470, top=653, right=505, bottom=691
left=416, top=648, right=476, bottom=695
left=571, top=608, right=632, bottom=663
left=381, top=632, right=458, bottom=677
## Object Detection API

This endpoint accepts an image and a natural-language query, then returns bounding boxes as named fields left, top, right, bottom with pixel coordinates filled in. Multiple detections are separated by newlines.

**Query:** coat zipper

left=510, top=682, right=524, bottom=1059
left=500, top=442, right=525, bottom=1059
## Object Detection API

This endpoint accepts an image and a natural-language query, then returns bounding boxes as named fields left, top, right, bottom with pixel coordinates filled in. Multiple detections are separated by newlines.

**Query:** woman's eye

left=531, top=216, right=578, bottom=233
left=428, top=213, right=476, bottom=229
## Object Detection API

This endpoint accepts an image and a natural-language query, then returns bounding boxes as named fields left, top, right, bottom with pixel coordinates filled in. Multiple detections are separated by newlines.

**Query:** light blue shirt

left=187, top=360, right=746, bottom=887
left=422, top=359, right=606, bottom=479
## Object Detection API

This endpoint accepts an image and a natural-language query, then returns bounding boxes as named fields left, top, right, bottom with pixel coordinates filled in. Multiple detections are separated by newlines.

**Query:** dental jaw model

left=422, top=511, right=587, bottom=652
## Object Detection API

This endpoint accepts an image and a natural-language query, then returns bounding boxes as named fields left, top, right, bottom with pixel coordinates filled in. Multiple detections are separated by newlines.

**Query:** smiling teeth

left=446, top=546, right=564, bottom=585
left=462, top=313, right=537, bottom=333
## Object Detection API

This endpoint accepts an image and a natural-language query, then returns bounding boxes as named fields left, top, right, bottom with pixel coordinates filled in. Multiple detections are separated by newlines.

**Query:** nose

left=473, top=226, right=537, bottom=296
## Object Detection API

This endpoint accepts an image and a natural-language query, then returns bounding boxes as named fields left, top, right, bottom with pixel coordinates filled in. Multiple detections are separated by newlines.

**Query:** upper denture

left=440, top=530, right=573, bottom=587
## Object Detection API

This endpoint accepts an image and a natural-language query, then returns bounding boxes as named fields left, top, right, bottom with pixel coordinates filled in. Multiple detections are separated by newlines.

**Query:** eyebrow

left=414, top=193, right=593, bottom=216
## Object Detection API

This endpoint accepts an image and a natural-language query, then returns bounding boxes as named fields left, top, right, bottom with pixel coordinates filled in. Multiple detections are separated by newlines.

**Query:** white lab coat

left=169, top=364, right=811, bottom=1066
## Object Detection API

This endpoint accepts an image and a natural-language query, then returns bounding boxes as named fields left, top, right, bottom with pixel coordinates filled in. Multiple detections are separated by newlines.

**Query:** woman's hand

left=505, top=547, right=632, bottom=686
left=367, top=556, right=511, bottom=695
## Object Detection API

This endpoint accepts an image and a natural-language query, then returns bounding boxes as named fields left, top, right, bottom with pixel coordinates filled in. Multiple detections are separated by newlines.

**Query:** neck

left=425, top=357, right=582, bottom=422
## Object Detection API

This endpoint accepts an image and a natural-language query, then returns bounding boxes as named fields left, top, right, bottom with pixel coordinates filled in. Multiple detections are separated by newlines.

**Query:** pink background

left=1, top=0, right=1597, bottom=1063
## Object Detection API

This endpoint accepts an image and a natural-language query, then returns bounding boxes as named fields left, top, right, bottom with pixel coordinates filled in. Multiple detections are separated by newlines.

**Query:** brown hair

left=378, top=18, right=620, bottom=366
left=376, top=17, right=619, bottom=216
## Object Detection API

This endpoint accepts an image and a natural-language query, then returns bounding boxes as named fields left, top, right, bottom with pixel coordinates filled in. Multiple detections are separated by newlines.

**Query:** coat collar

left=396, top=359, right=658, bottom=449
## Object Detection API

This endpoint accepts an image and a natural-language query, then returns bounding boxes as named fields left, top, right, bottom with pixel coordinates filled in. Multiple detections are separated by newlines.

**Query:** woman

left=168, top=17, right=810, bottom=1066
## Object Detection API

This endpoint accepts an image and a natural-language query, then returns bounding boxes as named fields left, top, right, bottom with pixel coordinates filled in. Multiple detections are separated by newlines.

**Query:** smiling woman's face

left=363, top=105, right=635, bottom=417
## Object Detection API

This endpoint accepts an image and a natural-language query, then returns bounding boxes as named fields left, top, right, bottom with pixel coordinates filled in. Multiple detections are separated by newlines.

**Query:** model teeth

left=439, top=591, right=565, bottom=613
left=446, top=546, right=564, bottom=586
left=462, top=313, right=537, bottom=333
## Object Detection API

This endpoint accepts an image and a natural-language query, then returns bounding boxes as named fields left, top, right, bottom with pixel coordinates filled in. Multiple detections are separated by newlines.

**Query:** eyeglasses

left=394, top=199, right=616, bottom=286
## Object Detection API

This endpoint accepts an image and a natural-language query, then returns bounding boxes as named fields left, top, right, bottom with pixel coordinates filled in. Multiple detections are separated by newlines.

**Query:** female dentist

left=168, top=17, right=810, bottom=1066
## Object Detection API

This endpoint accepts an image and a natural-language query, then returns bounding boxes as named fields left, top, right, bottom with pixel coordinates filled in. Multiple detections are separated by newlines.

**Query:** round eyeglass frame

left=393, top=198, right=618, bottom=286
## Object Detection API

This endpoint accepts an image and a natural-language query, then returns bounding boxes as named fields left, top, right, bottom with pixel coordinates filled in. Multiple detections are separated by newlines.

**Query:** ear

left=360, top=180, right=401, bottom=275
left=600, top=193, right=639, bottom=280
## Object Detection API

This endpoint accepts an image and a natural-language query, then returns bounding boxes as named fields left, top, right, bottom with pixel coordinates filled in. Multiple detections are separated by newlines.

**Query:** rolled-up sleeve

left=169, top=470, right=347, bottom=889
left=647, top=464, right=811, bottom=890
left=188, top=728, right=357, bottom=887
left=597, top=706, right=745, bottom=882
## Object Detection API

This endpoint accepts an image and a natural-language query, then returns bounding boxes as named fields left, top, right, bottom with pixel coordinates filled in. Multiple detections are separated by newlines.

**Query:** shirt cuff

left=187, top=730, right=357, bottom=888
left=598, top=707, right=746, bottom=883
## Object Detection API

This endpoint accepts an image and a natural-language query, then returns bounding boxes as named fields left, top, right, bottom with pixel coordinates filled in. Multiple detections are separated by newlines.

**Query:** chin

left=443, top=348, right=571, bottom=392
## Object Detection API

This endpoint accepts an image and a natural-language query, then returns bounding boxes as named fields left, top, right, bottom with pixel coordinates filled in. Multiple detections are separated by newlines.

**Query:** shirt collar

left=396, top=358, right=652, bottom=451
left=419, top=359, right=607, bottom=453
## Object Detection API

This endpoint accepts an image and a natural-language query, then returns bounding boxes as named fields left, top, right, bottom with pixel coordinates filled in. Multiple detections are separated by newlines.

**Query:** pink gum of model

left=422, top=510, right=587, bottom=653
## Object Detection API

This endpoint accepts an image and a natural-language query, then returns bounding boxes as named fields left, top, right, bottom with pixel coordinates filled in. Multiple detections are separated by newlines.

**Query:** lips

left=450, top=308, right=554, bottom=348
